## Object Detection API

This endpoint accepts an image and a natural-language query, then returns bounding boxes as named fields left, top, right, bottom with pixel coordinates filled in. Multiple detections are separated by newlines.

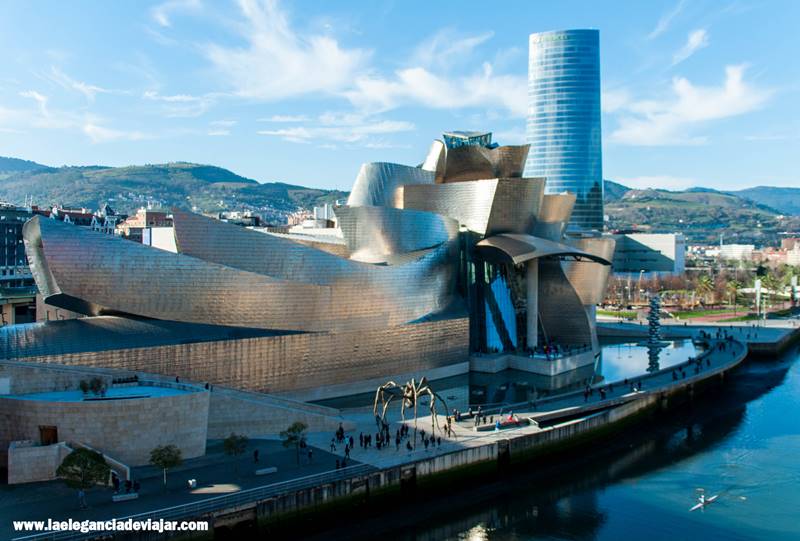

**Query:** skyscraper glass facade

left=525, top=29, right=603, bottom=231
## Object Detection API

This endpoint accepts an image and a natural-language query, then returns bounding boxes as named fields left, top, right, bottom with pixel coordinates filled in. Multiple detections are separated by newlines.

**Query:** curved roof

left=476, top=233, right=611, bottom=266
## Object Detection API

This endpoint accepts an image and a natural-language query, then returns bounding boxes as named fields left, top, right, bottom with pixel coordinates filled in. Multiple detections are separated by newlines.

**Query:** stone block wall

left=7, top=440, right=72, bottom=484
left=0, top=389, right=209, bottom=467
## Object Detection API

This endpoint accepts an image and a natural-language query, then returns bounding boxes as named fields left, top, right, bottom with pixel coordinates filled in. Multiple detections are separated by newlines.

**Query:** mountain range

left=0, top=157, right=347, bottom=219
left=1, top=156, right=798, bottom=243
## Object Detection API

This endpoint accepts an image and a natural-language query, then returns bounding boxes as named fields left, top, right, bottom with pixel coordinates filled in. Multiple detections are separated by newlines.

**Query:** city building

left=525, top=29, right=603, bottom=231
left=4, top=130, right=614, bottom=400
left=610, top=233, right=686, bottom=276
left=719, top=243, right=755, bottom=261
left=116, top=208, right=172, bottom=243
left=0, top=204, right=36, bottom=325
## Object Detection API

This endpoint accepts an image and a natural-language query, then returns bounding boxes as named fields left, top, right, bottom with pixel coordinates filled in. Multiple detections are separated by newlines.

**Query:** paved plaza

left=0, top=439, right=355, bottom=540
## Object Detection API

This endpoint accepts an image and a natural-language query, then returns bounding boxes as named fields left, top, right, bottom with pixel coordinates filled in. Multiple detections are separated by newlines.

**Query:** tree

left=149, top=445, right=182, bottom=489
left=695, top=274, right=714, bottom=307
left=726, top=280, right=742, bottom=314
left=223, top=433, right=248, bottom=476
left=57, top=448, right=110, bottom=507
left=280, top=422, right=308, bottom=465
left=88, top=377, right=105, bottom=397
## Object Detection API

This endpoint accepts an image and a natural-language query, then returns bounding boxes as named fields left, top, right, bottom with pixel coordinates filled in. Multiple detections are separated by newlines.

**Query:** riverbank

left=10, top=333, right=750, bottom=541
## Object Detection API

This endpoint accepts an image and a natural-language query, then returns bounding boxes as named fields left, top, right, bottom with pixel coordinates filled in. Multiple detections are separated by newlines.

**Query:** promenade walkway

left=306, top=336, right=747, bottom=470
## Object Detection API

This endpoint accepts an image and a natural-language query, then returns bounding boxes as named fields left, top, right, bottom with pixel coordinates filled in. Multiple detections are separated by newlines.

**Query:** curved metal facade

left=25, top=215, right=457, bottom=332
left=347, top=162, right=434, bottom=208
left=525, top=29, right=603, bottom=231
left=334, top=206, right=458, bottom=262
left=562, top=236, right=616, bottom=306
left=476, top=233, right=611, bottom=266
left=399, top=177, right=545, bottom=236
left=21, top=128, right=616, bottom=393
left=438, top=145, right=530, bottom=183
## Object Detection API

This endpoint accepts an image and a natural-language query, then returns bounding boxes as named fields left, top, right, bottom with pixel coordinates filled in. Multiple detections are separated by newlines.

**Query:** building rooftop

left=0, top=316, right=300, bottom=359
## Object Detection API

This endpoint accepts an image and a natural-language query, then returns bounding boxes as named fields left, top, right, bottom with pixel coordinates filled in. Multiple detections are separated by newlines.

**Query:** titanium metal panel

left=0, top=316, right=292, bottom=359
left=439, top=145, right=530, bottom=183
left=24, top=216, right=457, bottom=332
left=334, top=206, right=458, bottom=262
left=538, top=258, right=594, bottom=348
left=562, top=236, right=616, bottom=305
left=421, top=140, right=445, bottom=175
left=347, top=162, right=434, bottom=207
left=476, top=234, right=611, bottom=266
left=533, top=194, right=576, bottom=241
left=400, top=178, right=544, bottom=236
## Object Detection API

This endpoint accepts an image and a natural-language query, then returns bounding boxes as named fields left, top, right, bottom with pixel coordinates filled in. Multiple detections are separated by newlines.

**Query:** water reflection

left=306, top=353, right=794, bottom=541
left=318, top=340, right=701, bottom=413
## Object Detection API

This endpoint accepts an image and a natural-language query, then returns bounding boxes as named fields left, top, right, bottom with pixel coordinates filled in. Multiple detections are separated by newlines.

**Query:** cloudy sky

left=0, top=0, right=797, bottom=191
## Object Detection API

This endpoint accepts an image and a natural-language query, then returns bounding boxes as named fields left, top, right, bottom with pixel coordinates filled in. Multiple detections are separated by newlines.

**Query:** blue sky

left=0, top=0, right=797, bottom=191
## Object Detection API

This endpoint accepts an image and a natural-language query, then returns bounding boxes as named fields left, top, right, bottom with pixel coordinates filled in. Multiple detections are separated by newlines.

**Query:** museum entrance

left=39, top=425, right=58, bottom=445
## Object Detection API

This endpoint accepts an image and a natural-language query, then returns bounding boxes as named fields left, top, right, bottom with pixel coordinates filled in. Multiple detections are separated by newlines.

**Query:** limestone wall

left=7, top=440, right=72, bottom=484
left=0, top=389, right=209, bottom=466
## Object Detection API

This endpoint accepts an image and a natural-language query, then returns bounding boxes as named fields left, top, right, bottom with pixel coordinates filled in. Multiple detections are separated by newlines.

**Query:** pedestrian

left=253, top=449, right=259, bottom=463
left=308, top=448, right=313, bottom=463
left=175, top=376, right=180, bottom=383
left=349, top=435, right=354, bottom=449
left=133, top=480, right=140, bottom=493
left=345, top=444, right=350, bottom=458
left=78, top=489, right=87, bottom=509
left=330, top=438, right=336, bottom=452
left=406, top=440, right=413, bottom=452
left=111, top=472, right=120, bottom=494
left=437, top=437, right=441, bottom=447
left=359, top=432, right=364, bottom=448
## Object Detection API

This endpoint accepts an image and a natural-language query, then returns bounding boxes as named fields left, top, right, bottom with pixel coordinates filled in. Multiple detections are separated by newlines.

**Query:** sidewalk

left=0, top=439, right=353, bottom=540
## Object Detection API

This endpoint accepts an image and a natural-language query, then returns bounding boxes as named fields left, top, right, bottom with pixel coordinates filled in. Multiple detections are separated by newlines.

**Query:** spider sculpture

left=373, top=377, right=448, bottom=445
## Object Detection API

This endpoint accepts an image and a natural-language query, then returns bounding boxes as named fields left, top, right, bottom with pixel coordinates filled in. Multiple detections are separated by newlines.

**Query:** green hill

left=729, top=186, right=800, bottom=216
left=604, top=182, right=800, bottom=244
left=0, top=161, right=348, bottom=216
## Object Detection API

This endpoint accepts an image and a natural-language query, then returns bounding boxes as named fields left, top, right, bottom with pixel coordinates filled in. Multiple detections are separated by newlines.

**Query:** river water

left=394, top=343, right=800, bottom=541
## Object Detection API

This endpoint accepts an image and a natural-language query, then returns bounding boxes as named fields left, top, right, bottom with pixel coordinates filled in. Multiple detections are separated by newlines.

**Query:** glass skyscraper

left=525, top=29, right=603, bottom=231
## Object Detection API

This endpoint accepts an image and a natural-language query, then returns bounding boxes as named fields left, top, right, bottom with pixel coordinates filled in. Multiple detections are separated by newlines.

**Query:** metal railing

left=13, top=463, right=375, bottom=541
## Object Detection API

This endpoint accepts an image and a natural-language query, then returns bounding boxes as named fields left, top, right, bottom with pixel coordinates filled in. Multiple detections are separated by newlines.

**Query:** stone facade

left=7, top=440, right=72, bottom=484
left=0, top=385, right=209, bottom=467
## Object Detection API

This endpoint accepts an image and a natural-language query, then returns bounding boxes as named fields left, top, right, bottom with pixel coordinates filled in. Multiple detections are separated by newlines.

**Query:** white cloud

left=258, top=113, right=414, bottom=145
left=412, top=29, right=495, bottom=71
left=258, top=114, right=311, bottom=122
left=151, top=0, right=201, bottom=27
left=346, top=63, right=526, bottom=116
left=615, top=175, right=700, bottom=191
left=204, top=0, right=524, bottom=116
left=648, top=0, right=687, bottom=39
left=210, top=119, right=237, bottom=127
left=19, top=90, right=49, bottom=116
left=82, top=122, right=150, bottom=143
left=46, top=67, right=110, bottom=102
left=142, top=90, right=212, bottom=117
left=609, top=65, right=773, bottom=146
left=207, top=129, right=230, bottom=136
left=672, top=29, right=709, bottom=66
left=205, top=0, right=370, bottom=101
left=602, top=87, right=632, bottom=113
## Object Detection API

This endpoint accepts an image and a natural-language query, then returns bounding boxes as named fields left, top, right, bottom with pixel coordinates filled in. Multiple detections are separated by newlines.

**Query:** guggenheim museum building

left=2, top=131, right=614, bottom=400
